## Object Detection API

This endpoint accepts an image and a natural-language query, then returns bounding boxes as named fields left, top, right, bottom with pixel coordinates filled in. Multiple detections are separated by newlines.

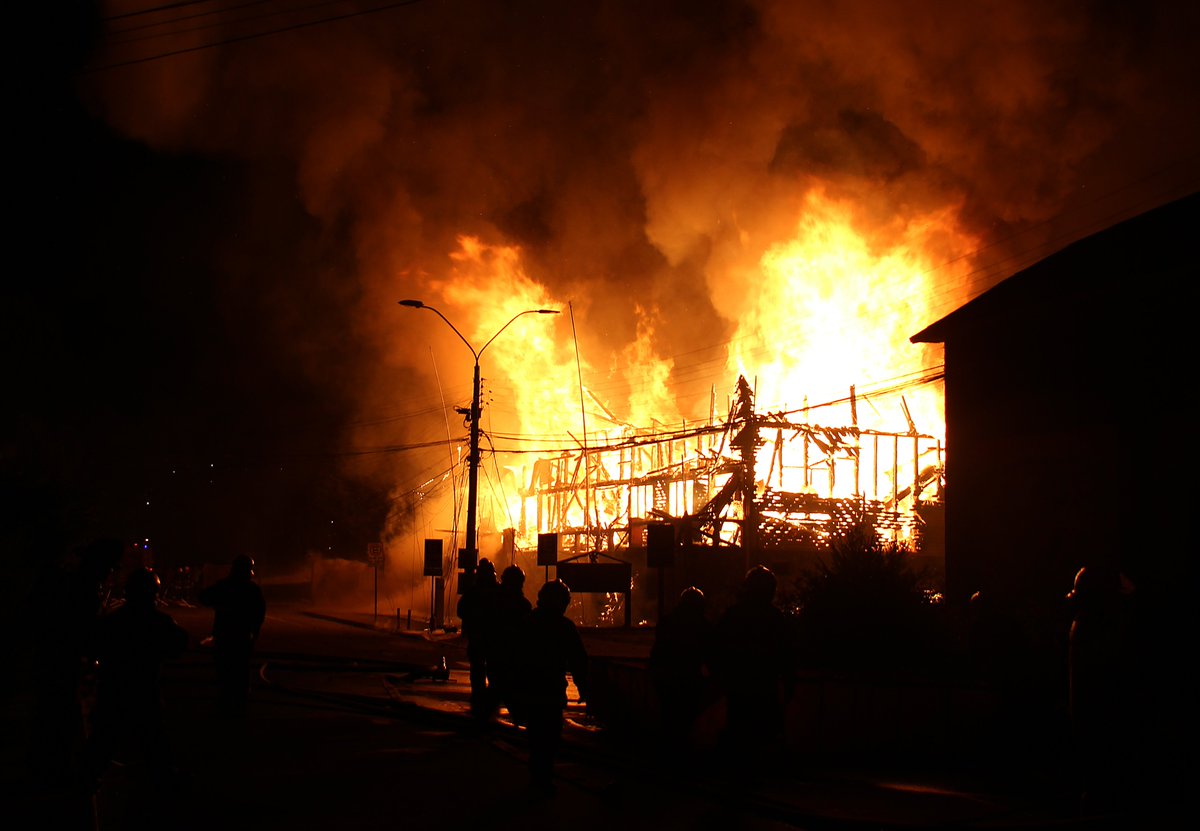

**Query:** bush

left=786, top=520, right=943, bottom=672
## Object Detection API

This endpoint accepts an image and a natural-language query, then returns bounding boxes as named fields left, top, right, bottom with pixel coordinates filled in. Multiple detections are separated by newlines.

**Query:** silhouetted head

left=123, top=567, right=161, bottom=608
left=537, top=579, right=571, bottom=615
left=741, top=565, right=777, bottom=606
left=473, top=559, right=497, bottom=588
left=230, top=555, right=255, bottom=582
left=1066, top=565, right=1124, bottom=617
left=678, top=585, right=705, bottom=613
left=501, top=564, right=525, bottom=591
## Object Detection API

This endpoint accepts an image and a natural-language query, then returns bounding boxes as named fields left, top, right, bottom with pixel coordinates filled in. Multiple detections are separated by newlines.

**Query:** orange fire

left=397, top=188, right=976, bottom=558
left=728, top=189, right=972, bottom=434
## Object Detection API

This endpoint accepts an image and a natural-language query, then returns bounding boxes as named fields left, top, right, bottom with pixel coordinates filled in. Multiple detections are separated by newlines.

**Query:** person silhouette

left=509, top=579, right=589, bottom=796
left=650, top=585, right=714, bottom=751
left=1066, top=565, right=1138, bottom=815
left=83, top=567, right=189, bottom=793
left=489, top=565, right=533, bottom=719
left=198, top=554, right=266, bottom=716
left=455, top=558, right=499, bottom=721
left=711, top=565, right=797, bottom=764
left=966, top=589, right=1037, bottom=760
left=27, top=539, right=122, bottom=825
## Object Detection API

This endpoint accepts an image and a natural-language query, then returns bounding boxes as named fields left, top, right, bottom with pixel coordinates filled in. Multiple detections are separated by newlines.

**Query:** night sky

left=7, top=1, right=1199, bottom=590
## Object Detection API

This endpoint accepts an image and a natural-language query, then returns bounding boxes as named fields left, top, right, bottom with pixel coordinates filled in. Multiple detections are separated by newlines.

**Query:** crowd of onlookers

left=25, top=539, right=267, bottom=827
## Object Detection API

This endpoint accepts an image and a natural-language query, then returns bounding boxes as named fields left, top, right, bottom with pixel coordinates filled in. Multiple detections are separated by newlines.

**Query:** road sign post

left=367, top=543, right=385, bottom=620
left=423, top=540, right=444, bottom=630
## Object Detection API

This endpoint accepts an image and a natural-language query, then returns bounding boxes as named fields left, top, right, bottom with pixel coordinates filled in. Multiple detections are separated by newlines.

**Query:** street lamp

left=399, top=299, right=560, bottom=578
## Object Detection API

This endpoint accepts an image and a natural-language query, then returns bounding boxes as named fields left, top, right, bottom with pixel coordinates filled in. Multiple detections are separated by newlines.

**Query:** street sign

left=423, top=540, right=443, bottom=576
left=556, top=561, right=632, bottom=593
left=367, top=543, right=385, bottom=566
left=537, top=532, right=558, bottom=566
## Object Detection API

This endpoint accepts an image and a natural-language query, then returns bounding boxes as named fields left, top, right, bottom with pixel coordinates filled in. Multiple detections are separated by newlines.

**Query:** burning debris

left=499, top=372, right=943, bottom=560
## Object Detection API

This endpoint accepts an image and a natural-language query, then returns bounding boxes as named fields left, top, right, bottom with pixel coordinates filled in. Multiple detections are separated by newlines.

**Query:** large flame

left=728, top=189, right=975, bottom=434
left=400, top=187, right=976, bottom=561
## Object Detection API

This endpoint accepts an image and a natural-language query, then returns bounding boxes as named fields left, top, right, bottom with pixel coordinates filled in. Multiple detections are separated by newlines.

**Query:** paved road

left=22, top=601, right=804, bottom=831
left=8, top=600, right=1142, bottom=830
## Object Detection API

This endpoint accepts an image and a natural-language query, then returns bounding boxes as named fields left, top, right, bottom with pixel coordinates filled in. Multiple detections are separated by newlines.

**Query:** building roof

left=910, top=191, right=1198, bottom=344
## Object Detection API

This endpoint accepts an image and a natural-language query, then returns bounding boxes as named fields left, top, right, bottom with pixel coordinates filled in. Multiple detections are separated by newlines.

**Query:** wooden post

left=913, top=435, right=921, bottom=505
left=892, top=435, right=900, bottom=506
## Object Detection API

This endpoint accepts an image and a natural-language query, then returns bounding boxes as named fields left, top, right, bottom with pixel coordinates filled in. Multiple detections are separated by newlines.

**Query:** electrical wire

left=84, top=0, right=430, bottom=72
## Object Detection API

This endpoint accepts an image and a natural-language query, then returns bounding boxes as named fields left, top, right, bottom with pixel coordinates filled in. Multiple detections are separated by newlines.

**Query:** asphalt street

left=8, top=599, right=1142, bottom=830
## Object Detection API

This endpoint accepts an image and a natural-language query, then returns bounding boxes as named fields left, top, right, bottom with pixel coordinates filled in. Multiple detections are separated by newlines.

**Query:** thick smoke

left=77, top=0, right=1200, bottom=576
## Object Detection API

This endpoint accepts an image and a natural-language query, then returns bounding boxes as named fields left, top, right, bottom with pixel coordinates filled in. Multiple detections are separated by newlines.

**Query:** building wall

left=931, top=194, right=1196, bottom=718
left=943, top=286, right=1125, bottom=615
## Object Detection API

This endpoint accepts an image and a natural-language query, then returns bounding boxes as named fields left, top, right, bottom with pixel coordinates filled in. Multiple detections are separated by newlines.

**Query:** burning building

left=466, top=369, right=946, bottom=623
left=57, top=2, right=1200, bottom=624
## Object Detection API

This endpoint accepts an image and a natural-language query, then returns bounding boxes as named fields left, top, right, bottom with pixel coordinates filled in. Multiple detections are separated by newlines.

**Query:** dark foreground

left=5, top=601, right=1160, bottom=830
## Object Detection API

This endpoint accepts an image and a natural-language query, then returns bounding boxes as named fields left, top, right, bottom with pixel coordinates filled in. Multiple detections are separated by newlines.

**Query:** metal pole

left=398, top=300, right=559, bottom=599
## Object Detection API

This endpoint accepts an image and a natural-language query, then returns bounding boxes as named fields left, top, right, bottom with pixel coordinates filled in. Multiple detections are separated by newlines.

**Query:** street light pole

left=399, top=299, right=559, bottom=573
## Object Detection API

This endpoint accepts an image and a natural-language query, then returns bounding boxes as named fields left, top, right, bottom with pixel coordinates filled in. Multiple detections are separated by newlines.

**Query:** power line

left=84, top=0, right=429, bottom=72
left=109, top=0, right=279, bottom=38
left=104, top=0, right=224, bottom=22
left=476, top=366, right=945, bottom=456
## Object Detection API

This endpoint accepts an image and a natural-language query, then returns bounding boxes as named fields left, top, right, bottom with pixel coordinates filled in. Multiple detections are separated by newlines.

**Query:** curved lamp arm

left=398, top=299, right=478, bottom=359
left=479, top=308, right=561, bottom=358
left=400, top=300, right=560, bottom=360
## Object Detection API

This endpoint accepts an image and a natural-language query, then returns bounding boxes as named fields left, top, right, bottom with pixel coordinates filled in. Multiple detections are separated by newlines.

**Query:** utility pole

left=400, top=300, right=560, bottom=594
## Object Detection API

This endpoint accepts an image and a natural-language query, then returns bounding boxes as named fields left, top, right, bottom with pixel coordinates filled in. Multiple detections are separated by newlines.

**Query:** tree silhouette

left=787, top=517, right=942, bottom=672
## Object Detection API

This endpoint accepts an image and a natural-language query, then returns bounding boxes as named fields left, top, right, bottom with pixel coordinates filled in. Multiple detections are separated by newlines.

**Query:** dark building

left=911, top=192, right=1196, bottom=770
